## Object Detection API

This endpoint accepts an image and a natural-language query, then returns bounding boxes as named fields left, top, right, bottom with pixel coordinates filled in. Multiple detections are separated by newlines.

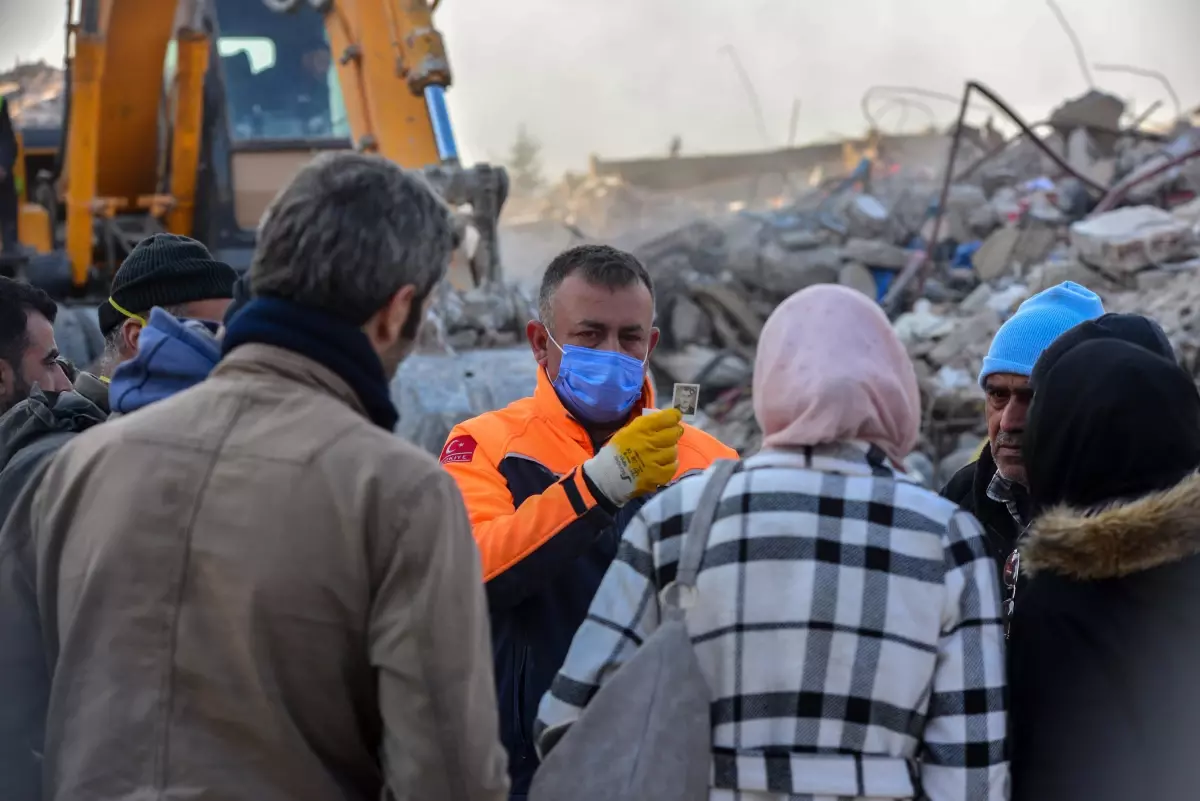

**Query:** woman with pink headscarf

left=536, top=285, right=1008, bottom=801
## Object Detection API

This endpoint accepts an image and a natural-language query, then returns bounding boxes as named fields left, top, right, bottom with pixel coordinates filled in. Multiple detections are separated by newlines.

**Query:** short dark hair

left=0, top=277, right=57, bottom=370
left=537, top=244, right=654, bottom=327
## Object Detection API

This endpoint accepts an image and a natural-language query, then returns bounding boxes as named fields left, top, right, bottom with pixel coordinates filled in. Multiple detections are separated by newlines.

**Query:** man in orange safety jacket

left=440, top=244, right=735, bottom=799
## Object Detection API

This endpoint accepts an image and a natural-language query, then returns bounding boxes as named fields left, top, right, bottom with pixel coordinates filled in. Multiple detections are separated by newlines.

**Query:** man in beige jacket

left=30, top=152, right=509, bottom=801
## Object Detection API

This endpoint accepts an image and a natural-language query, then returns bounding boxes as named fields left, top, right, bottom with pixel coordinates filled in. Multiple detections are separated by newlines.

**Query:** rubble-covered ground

left=455, top=88, right=1200, bottom=487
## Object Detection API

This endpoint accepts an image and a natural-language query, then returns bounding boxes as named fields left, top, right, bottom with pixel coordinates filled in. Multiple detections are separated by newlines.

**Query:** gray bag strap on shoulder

left=661, top=458, right=740, bottom=619
left=530, top=458, right=742, bottom=801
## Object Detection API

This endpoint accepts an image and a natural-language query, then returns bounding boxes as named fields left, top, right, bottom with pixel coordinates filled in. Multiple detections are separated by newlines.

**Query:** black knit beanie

left=98, top=234, right=238, bottom=336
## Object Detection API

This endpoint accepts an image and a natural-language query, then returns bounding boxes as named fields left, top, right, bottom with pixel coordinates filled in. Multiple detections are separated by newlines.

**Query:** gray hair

left=251, top=152, right=455, bottom=324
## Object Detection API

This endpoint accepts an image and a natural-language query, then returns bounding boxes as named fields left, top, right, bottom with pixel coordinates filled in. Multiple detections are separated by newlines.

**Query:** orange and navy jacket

left=440, top=368, right=735, bottom=796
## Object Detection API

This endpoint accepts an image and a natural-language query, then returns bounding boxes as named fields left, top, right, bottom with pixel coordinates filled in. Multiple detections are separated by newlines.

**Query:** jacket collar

left=212, top=343, right=368, bottom=419
left=531, top=366, right=655, bottom=450
left=753, top=441, right=917, bottom=481
left=73, top=371, right=111, bottom=415
left=0, top=387, right=106, bottom=471
left=973, top=443, right=1031, bottom=522
left=972, top=442, right=999, bottom=500
left=1023, top=471, right=1200, bottom=580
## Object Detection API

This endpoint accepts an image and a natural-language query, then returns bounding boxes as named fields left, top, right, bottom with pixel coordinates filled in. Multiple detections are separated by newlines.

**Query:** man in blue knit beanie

left=941, top=281, right=1104, bottom=578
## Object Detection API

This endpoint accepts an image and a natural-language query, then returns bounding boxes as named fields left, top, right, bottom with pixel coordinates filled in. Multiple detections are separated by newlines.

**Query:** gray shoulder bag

left=530, top=459, right=740, bottom=801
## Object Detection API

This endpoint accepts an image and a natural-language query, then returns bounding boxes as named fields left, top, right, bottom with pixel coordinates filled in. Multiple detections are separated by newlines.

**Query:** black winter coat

left=0, top=390, right=106, bottom=801
left=1009, top=472, right=1200, bottom=801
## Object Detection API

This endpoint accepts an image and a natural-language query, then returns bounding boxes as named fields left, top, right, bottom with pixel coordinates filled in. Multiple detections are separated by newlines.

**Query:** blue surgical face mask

left=548, top=332, right=647, bottom=425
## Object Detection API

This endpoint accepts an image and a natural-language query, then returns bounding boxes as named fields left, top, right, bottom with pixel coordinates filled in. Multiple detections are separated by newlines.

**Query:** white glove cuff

left=582, top=446, right=635, bottom=507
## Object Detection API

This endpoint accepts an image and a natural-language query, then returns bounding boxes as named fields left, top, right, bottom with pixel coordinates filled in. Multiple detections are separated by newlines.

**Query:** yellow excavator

left=12, top=0, right=507, bottom=298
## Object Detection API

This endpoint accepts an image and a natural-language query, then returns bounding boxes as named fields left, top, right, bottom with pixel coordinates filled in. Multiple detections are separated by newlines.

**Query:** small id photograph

left=671, top=383, right=700, bottom=418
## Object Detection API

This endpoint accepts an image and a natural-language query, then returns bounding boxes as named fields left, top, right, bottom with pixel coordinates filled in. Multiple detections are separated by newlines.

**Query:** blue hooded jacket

left=110, top=307, right=221, bottom=415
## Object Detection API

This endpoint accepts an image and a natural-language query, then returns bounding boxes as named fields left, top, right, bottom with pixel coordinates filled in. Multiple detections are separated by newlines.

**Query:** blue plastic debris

left=870, top=268, right=895, bottom=302
left=953, top=240, right=982, bottom=269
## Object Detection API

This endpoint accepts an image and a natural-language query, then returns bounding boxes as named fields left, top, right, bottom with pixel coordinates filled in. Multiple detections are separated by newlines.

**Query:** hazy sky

left=5, top=0, right=1199, bottom=172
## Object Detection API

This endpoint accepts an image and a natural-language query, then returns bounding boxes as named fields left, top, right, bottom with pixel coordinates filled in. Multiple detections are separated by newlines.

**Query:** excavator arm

left=270, top=0, right=508, bottom=284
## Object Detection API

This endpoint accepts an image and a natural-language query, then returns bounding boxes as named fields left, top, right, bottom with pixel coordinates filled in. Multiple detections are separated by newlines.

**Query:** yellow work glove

left=583, top=408, right=684, bottom=506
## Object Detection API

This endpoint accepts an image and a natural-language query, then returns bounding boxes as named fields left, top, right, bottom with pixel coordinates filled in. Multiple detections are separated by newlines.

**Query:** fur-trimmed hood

left=1023, top=471, right=1200, bottom=580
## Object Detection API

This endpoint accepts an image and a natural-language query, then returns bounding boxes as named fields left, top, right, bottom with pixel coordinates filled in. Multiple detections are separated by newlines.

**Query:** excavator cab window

left=210, top=0, right=350, bottom=144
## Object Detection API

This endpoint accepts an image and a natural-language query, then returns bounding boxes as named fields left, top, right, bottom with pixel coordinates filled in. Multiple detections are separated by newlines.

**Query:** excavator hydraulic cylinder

left=424, top=86, right=459, bottom=162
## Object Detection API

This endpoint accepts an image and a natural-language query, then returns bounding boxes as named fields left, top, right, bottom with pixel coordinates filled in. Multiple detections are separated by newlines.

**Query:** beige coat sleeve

left=371, top=468, right=509, bottom=801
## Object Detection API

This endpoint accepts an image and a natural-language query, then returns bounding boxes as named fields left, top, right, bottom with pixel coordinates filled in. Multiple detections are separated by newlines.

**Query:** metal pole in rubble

left=883, top=80, right=1113, bottom=315
left=1093, top=63, right=1182, bottom=121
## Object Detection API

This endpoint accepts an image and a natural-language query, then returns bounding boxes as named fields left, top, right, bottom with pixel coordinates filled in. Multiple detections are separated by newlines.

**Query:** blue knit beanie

left=978, top=281, right=1105, bottom=387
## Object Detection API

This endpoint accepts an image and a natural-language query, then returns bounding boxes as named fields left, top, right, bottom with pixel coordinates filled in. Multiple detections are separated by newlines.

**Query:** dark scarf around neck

left=221, top=296, right=399, bottom=431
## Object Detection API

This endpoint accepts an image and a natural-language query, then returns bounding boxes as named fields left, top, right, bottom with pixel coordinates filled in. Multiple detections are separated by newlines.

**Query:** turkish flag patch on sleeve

left=440, top=434, right=478, bottom=465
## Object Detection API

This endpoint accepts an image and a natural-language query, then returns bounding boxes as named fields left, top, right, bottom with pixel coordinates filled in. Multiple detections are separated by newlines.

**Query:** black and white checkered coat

left=536, top=443, right=1008, bottom=801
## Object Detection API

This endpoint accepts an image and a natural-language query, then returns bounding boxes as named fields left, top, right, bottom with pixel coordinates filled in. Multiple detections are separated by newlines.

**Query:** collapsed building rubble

left=529, top=83, right=1200, bottom=486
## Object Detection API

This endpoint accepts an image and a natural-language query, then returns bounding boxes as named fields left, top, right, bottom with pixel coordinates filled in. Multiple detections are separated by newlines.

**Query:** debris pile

left=421, top=280, right=537, bottom=352
left=545, top=86, right=1200, bottom=484
left=2, top=61, right=65, bottom=129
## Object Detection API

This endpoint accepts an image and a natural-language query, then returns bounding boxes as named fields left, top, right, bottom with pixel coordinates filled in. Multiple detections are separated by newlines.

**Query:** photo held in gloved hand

left=583, top=407, right=683, bottom=506
left=672, top=382, right=700, bottom=419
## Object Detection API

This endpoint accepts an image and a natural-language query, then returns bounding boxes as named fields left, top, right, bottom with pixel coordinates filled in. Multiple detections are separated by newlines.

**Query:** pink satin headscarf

left=752, top=284, right=922, bottom=465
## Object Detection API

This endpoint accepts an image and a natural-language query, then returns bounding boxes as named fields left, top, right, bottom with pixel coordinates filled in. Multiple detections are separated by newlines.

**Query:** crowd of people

left=0, top=150, right=1197, bottom=801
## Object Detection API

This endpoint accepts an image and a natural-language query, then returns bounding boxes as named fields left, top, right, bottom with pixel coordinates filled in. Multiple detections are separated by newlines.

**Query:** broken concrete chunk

left=1025, top=259, right=1119, bottom=294
left=958, top=283, right=995, bottom=314
left=1070, top=206, right=1194, bottom=273
left=894, top=299, right=956, bottom=344
left=1049, top=90, right=1125, bottom=154
left=967, top=203, right=1001, bottom=238
left=776, top=229, right=824, bottom=250
left=653, top=344, right=752, bottom=389
left=972, top=227, right=1020, bottom=281
left=1171, top=197, right=1200, bottom=232
left=1011, top=226, right=1060, bottom=272
left=1026, top=194, right=1066, bottom=226
left=986, top=285, right=1031, bottom=317
left=667, top=295, right=713, bottom=345
left=946, top=184, right=989, bottom=211
left=758, top=241, right=841, bottom=295
left=846, top=194, right=890, bottom=238
left=928, top=308, right=1002, bottom=366
left=933, top=365, right=978, bottom=394
left=838, top=262, right=878, bottom=298
left=841, top=238, right=910, bottom=270
left=1136, top=269, right=1179, bottom=293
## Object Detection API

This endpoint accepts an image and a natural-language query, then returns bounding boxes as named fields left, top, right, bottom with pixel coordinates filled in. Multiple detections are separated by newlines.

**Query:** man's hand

left=583, top=409, right=683, bottom=507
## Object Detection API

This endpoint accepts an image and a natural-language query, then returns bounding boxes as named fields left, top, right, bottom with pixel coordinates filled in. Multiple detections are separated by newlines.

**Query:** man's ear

left=365, top=284, right=416, bottom=346
left=120, top=318, right=143, bottom=356
left=648, top=326, right=660, bottom=356
left=526, top=320, right=549, bottom=366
